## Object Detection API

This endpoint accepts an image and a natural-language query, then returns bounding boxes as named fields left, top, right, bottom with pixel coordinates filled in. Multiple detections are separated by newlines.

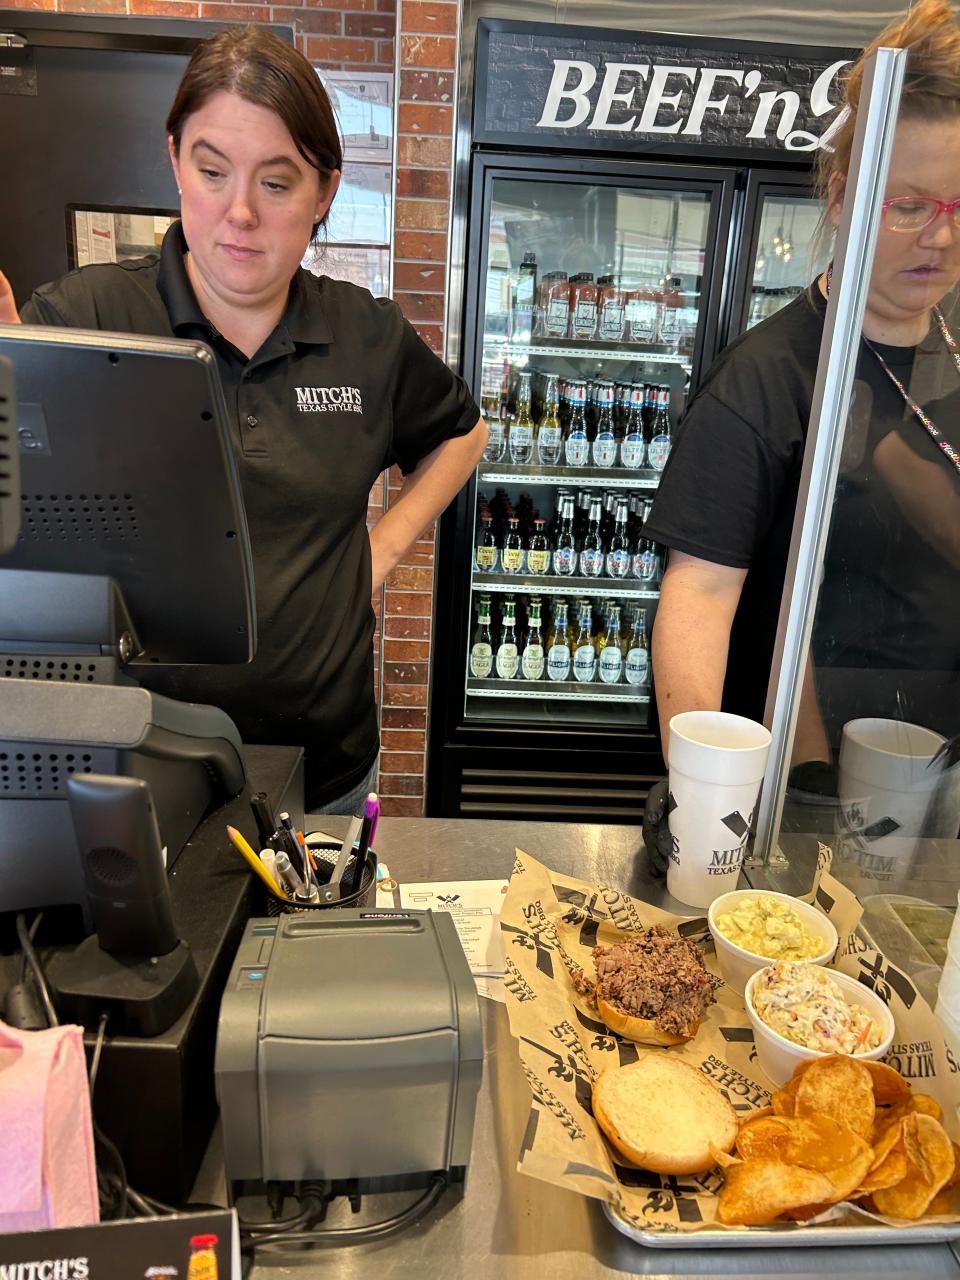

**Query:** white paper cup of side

left=666, top=711, right=772, bottom=911
left=745, top=966, right=895, bottom=1088
left=707, top=889, right=838, bottom=996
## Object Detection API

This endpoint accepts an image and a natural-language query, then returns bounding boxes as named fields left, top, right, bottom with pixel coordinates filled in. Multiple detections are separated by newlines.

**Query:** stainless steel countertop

left=233, top=816, right=960, bottom=1278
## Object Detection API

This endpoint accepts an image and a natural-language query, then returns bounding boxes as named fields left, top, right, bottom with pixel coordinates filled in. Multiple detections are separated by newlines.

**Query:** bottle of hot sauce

left=568, top=272, right=599, bottom=340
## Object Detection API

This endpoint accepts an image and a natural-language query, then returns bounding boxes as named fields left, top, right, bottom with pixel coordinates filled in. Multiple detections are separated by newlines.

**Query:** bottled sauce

left=658, top=276, right=683, bottom=346
left=598, top=603, right=624, bottom=684
left=626, top=282, right=660, bottom=343
left=546, top=600, right=571, bottom=681
left=536, top=375, right=563, bottom=466
left=539, top=272, right=570, bottom=338
left=568, top=272, right=599, bottom=340
left=509, top=372, right=534, bottom=464
left=647, top=386, right=672, bottom=472
left=579, top=498, right=604, bottom=577
left=621, top=385, right=646, bottom=468
left=592, top=382, right=617, bottom=467
left=606, top=498, right=631, bottom=579
left=564, top=381, right=590, bottom=466
left=521, top=597, right=545, bottom=680
left=512, top=251, right=537, bottom=344
left=527, top=517, right=550, bottom=574
left=187, top=1235, right=219, bottom=1280
left=572, top=600, right=597, bottom=683
left=475, top=513, right=498, bottom=572
left=495, top=598, right=519, bottom=679
left=501, top=515, right=524, bottom=574
left=597, top=275, right=626, bottom=342
left=626, top=608, right=651, bottom=687
left=470, top=595, right=494, bottom=678
left=552, top=496, right=577, bottom=576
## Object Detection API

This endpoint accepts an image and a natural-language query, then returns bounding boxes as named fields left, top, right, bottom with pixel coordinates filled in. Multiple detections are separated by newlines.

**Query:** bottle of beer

left=579, top=498, right=604, bottom=578
left=598, top=603, right=624, bottom=684
left=592, top=381, right=617, bottom=466
left=535, top=374, right=563, bottom=466
left=606, top=498, right=631, bottom=579
left=481, top=391, right=505, bottom=463
left=621, top=384, right=646, bottom=468
left=553, top=496, right=577, bottom=576
left=564, top=381, right=590, bottom=466
left=470, top=596, right=494, bottom=678
left=495, top=598, right=519, bottom=679
left=632, top=527, right=660, bottom=583
left=501, top=515, right=524, bottom=575
left=508, top=372, right=535, bottom=465
left=521, top=597, right=545, bottom=680
left=572, top=600, right=597, bottom=682
left=527, top=517, right=550, bottom=575
left=475, top=513, right=498, bottom=573
left=647, top=385, right=673, bottom=472
left=625, top=607, right=650, bottom=688
left=546, top=600, right=571, bottom=681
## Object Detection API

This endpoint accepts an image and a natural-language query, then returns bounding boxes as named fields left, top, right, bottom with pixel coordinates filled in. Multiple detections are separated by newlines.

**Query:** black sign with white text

left=475, top=19, right=855, bottom=160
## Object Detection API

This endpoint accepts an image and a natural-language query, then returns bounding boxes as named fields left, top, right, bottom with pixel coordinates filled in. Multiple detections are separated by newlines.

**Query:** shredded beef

left=593, top=925, right=714, bottom=1036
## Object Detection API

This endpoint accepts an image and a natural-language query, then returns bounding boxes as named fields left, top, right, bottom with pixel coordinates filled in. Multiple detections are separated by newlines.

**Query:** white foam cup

left=666, top=711, right=772, bottom=910
left=837, top=719, right=960, bottom=882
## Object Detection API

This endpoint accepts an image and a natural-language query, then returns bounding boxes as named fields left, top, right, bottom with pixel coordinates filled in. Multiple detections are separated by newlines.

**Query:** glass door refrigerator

left=428, top=20, right=852, bottom=824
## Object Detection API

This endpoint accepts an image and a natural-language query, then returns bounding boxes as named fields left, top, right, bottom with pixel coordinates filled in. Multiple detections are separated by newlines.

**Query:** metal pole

left=754, top=46, right=908, bottom=861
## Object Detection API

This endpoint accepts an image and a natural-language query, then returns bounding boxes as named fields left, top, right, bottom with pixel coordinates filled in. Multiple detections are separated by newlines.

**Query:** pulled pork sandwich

left=572, top=925, right=717, bottom=1046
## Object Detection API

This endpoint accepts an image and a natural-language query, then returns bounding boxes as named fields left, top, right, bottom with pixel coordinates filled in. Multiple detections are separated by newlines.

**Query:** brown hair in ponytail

left=817, top=0, right=960, bottom=198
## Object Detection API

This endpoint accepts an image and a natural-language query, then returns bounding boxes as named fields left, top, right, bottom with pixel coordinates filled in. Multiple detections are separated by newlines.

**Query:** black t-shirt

left=21, top=223, right=480, bottom=804
left=644, top=284, right=960, bottom=736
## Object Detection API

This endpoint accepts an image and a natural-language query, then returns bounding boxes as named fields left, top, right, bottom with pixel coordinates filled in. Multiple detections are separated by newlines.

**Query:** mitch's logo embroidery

left=295, top=385, right=363, bottom=414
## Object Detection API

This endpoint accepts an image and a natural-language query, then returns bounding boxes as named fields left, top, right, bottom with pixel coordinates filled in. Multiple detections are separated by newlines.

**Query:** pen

left=250, top=792, right=278, bottom=850
left=367, top=793, right=380, bottom=847
left=277, top=812, right=307, bottom=879
left=226, top=825, right=283, bottom=897
left=351, top=793, right=378, bottom=896
left=273, top=850, right=304, bottom=899
left=330, top=814, right=363, bottom=891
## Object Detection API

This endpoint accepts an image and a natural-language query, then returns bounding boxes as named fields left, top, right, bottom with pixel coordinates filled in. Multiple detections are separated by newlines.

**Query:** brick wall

left=7, top=0, right=462, bottom=816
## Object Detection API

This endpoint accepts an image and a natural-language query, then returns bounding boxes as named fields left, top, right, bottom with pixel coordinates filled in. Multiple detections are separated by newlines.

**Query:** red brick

left=381, top=683, right=429, bottom=707
left=380, top=728, right=427, bottom=751
left=380, top=750, right=425, bottom=773
left=402, top=0, right=457, bottom=35
left=383, top=659, right=429, bottom=683
left=386, top=565, right=434, bottom=591
left=383, top=614, right=431, bottom=641
left=395, top=291, right=445, bottom=324
left=397, top=167, right=449, bottom=200
left=313, top=0, right=374, bottom=8
left=57, top=0, right=126, bottom=12
left=376, top=39, right=394, bottom=64
left=393, top=261, right=445, bottom=293
left=409, top=323, right=443, bottom=353
left=400, top=33, right=455, bottom=69
left=378, top=774, right=425, bottom=796
left=397, top=545, right=435, bottom=569
left=396, top=196, right=447, bottom=232
left=398, top=102, right=452, bottom=136
left=380, top=796, right=424, bottom=816
left=271, top=6, right=341, bottom=33
left=376, top=0, right=396, bottom=10
left=343, top=10, right=392, bottom=35
left=381, top=705, right=427, bottom=728
left=3, top=0, right=56, bottom=8
left=130, top=0, right=200, bottom=12
left=306, top=34, right=375, bottom=62
left=385, top=590, right=433, bottom=616
left=200, top=2, right=270, bottom=18
left=400, top=69, right=454, bottom=103
left=394, top=229, right=447, bottom=261
left=398, top=135, right=452, bottom=168
left=383, top=639, right=430, bottom=662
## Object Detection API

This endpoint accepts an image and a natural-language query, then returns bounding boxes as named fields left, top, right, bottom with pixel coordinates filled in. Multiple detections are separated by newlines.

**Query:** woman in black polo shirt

left=0, top=27, right=487, bottom=812
left=645, top=0, right=960, bottom=784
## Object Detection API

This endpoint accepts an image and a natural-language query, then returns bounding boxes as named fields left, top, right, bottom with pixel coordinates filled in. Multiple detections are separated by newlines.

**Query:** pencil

left=226, top=825, right=284, bottom=897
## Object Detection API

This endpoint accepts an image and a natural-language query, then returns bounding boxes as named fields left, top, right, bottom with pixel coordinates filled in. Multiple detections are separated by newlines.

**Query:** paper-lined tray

left=501, top=848, right=960, bottom=1244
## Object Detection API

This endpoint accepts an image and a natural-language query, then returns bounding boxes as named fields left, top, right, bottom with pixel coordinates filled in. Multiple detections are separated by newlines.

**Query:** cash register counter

left=225, top=816, right=960, bottom=1279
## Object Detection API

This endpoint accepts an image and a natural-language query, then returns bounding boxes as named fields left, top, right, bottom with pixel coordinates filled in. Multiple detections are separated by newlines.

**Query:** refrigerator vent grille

left=458, top=768, right=650, bottom=823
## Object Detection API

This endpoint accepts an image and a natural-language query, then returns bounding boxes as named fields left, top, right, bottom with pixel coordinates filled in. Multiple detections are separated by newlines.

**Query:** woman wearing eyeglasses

left=644, top=0, right=960, bottom=794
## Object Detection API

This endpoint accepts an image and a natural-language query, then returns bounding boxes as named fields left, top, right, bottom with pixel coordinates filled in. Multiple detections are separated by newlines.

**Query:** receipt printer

left=215, top=910, right=483, bottom=1189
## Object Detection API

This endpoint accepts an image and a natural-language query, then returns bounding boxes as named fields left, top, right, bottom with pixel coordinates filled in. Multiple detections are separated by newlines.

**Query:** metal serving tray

left=604, top=1201, right=960, bottom=1248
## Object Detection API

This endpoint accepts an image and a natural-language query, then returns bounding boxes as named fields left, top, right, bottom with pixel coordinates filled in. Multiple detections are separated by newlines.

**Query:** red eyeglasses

left=882, top=195, right=960, bottom=233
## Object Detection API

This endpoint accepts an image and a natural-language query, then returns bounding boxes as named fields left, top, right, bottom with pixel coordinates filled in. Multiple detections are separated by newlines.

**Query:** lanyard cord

left=825, top=264, right=960, bottom=476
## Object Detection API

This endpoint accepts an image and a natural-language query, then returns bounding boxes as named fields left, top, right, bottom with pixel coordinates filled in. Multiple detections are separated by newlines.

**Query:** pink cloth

left=0, top=1019, right=99, bottom=1232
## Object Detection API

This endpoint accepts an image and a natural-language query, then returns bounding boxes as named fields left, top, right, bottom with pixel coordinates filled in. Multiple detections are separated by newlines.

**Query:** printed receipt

left=398, top=880, right=508, bottom=976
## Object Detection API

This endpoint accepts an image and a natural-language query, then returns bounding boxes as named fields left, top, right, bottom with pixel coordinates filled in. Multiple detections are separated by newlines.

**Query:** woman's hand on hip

left=0, top=270, right=21, bottom=325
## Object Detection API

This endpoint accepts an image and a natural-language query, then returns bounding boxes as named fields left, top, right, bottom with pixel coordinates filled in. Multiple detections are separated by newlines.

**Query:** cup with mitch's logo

left=665, top=711, right=772, bottom=911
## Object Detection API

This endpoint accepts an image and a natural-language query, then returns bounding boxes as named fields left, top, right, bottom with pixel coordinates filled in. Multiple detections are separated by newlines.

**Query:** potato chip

left=794, top=1055, right=875, bottom=1140
left=901, top=1113, right=933, bottom=1184
left=717, top=1158, right=838, bottom=1226
left=854, top=1148, right=909, bottom=1197
left=771, top=1086, right=796, bottom=1118
left=925, top=1189, right=954, bottom=1218
left=911, top=1093, right=943, bottom=1120
left=862, top=1060, right=912, bottom=1105
left=869, top=1114, right=908, bottom=1170
left=946, top=1143, right=960, bottom=1190
left=781, top=1115, right=871, bottom=1178
left=736, top=1116, right=793, bottom=1161
left=873, top=1115, right=956, bottom=1220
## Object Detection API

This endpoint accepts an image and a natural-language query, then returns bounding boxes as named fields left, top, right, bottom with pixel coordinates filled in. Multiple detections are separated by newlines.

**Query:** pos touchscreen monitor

left=0, top=324, right=257, bottom=923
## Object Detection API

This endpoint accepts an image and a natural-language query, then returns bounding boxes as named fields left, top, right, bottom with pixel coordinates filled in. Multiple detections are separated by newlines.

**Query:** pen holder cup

left=261, top=842, right=378, bottom=915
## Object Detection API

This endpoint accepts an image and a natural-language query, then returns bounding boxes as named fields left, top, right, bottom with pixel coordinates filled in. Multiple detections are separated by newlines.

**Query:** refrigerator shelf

left=467, top=677, right=650, bottom=703
left=484, top=337, right=692, bottom=370
left=472, top=573, right=659, bottom=600
left=478, top=463, right=660, bottom=488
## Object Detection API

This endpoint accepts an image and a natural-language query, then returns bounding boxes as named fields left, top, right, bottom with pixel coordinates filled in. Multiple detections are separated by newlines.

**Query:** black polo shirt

left=22, top=223, right=480, bottom=806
